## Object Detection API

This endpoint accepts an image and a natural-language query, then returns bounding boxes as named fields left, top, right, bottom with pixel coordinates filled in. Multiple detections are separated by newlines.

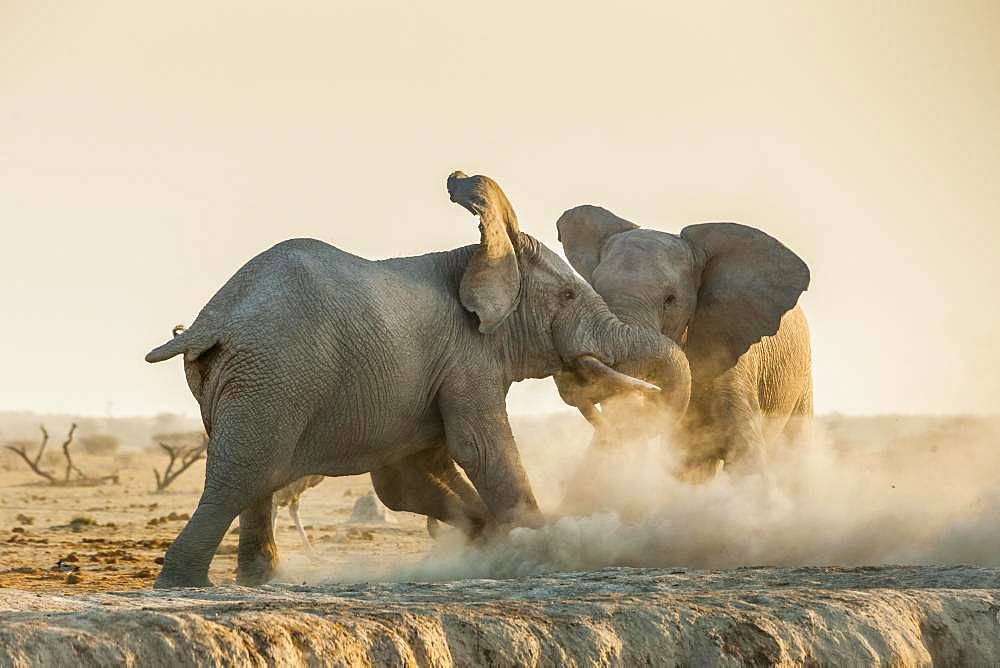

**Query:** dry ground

left=2, top=413, right=999, bottom=591
left=2, top=414, right=1000, bottom=664
left=0, top=455, right=433, bottom=592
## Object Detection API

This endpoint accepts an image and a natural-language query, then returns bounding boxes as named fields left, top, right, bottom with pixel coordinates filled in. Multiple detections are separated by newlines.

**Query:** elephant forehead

left=600, top=230, right=691, bottom=279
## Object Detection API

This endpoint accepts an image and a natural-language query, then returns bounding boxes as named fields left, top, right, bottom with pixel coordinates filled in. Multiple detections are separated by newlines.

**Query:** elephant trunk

left=561, top=315, right=692, bottom=428
left=604, top=319, right=692, bottom=423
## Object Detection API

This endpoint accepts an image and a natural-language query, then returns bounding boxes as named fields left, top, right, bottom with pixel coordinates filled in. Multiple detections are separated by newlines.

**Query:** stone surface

left=1, top=566, right=999, bottom=666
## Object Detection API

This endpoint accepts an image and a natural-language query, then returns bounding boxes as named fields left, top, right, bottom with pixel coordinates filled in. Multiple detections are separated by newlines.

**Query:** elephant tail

left=145, top=323, right=219, bottom=363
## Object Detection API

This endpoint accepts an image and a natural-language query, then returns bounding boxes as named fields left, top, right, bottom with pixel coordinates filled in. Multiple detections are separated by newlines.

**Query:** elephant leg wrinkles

left=438, top=375, right=542, bottom=528
left=154, top=404, right=306, bottom=588
left=237, top=494, right=279, bottom=585
left=371, top=446, right=493, bottom=540
left=682, top=369, right=767, bottom=478
left=154, top=490, right=242, bottom=588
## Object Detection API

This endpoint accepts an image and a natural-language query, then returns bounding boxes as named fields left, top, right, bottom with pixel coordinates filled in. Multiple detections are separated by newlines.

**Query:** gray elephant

left=555, top=205, right=811, bottom=477
left=144, top=172, right=690, bottom=588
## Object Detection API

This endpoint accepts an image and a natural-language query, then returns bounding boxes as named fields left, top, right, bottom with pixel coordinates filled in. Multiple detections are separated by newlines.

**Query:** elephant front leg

left=719, top=421, right=768, bottom=474
left=438, top=379, right=543, bottom=529
left=682, top=385, right=767, bottom=479
left=370, top=447, right=494, bottom=540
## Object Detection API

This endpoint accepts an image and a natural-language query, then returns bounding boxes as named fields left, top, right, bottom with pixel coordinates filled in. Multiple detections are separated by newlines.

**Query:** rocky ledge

left=1, top=566, right=999, bottom=666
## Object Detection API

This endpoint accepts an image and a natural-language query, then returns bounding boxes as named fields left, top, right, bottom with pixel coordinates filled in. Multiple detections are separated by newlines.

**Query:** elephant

left=554, top=205, right=811, bottom=478
left=144, top=171, right=691, bottom=588
left=271, top=474, right=325, bottom=558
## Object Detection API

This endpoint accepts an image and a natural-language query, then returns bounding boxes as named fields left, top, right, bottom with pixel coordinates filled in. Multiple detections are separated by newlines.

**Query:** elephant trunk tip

left=657, top=341, right=692, bottom=421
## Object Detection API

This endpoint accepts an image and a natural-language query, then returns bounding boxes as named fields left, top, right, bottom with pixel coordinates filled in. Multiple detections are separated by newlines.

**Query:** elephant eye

left=664, top=294, right=676, bottom=307
left=561, top=288, right=577, bottom=302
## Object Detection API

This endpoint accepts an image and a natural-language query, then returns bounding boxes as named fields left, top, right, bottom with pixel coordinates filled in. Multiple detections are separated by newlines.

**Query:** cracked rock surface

left=1, top=565, right=999, bottom=666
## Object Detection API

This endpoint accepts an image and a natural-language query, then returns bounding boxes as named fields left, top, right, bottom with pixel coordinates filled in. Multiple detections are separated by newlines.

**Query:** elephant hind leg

left=371, top=447, right=493, bottom=540
left=237, top=494, right=280, bottom=585
left=154, top=484, right=242, bottom=588
left=155, top=412, right=303, bottom=589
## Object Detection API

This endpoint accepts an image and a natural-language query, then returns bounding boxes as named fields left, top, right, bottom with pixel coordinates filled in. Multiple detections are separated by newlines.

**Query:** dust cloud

left=299, top=413, right=1000, bottom=585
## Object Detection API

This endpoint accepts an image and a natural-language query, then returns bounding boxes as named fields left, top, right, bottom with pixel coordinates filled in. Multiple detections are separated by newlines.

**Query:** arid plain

left=2, top=413, right=999, bottom=664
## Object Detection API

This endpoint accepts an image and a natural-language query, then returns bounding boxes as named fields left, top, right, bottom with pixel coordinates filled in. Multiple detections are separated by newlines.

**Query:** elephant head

left=446, top=173, right=691, bottom=420
left=556, top=205, right=809, bottom=385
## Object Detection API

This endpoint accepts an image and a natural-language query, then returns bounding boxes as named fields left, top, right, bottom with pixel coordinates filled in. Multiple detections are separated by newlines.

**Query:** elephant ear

left=681, top=222, right=809, bottom=382
left=447, top=171, right=522, bottom=334
left=556, top=205, right=638, bottom=282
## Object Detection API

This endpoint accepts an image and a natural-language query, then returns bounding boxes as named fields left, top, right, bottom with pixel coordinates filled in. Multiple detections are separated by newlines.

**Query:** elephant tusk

left=575, top=355, right=662, bottom=395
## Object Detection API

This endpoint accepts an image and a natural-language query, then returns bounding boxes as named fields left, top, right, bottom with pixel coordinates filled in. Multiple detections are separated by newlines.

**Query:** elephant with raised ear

left=555, top=205, right=812, bottom=477
left=144, top=172, right=690, bottom=588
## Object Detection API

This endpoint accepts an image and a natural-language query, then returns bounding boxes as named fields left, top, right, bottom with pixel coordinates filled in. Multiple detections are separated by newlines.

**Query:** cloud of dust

left=303, top=412, right=1000, bottom=585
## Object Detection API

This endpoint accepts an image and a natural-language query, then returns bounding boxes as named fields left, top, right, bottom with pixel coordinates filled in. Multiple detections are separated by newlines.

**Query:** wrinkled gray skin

left=145, top=173, right=689, bottom=588
left=555, top=206, right=811, bottom=477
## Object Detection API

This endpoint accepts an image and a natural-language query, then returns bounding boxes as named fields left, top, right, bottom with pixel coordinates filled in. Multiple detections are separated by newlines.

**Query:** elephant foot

left=235, top=564, right=277, bottom=586
left=235, top=555, right=278, bottom=586
left=427, top=515, right=495, bottom=543
left=236, top=537, right=279, bottom=585
left=153, top=569, right=214, bottom=589
left=236, top=498, right=280, bottom=586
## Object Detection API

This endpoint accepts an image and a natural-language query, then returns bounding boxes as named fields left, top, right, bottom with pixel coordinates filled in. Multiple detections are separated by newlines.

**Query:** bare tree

left=60, top=423, right=85, bottom=482
left=4, top=424, right=119, bottom=486
left=153, top=435, right=208, bottom=492
left=4, top=426, right=56, bottom=483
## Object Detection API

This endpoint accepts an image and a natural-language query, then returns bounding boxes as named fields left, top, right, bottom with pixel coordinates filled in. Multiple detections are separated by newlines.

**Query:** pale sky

left=2, top=1, right=998, bottom=417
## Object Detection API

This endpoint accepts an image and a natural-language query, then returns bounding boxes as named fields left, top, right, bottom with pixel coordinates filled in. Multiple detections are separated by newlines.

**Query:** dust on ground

left=1, top=414, right=999, bottom=592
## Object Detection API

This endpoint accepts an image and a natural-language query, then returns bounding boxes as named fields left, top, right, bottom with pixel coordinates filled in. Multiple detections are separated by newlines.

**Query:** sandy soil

left=0, top=455, right=433, bottom=592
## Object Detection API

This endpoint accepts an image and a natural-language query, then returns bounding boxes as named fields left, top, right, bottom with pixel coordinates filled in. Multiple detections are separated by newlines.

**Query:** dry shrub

left=148, top=431, right=205, bottom=454
left=80, top=434, right=120, bottom=456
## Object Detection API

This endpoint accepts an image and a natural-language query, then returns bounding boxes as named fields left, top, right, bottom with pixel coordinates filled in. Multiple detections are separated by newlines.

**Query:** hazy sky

left=2, top=1, right=998, bottom=417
